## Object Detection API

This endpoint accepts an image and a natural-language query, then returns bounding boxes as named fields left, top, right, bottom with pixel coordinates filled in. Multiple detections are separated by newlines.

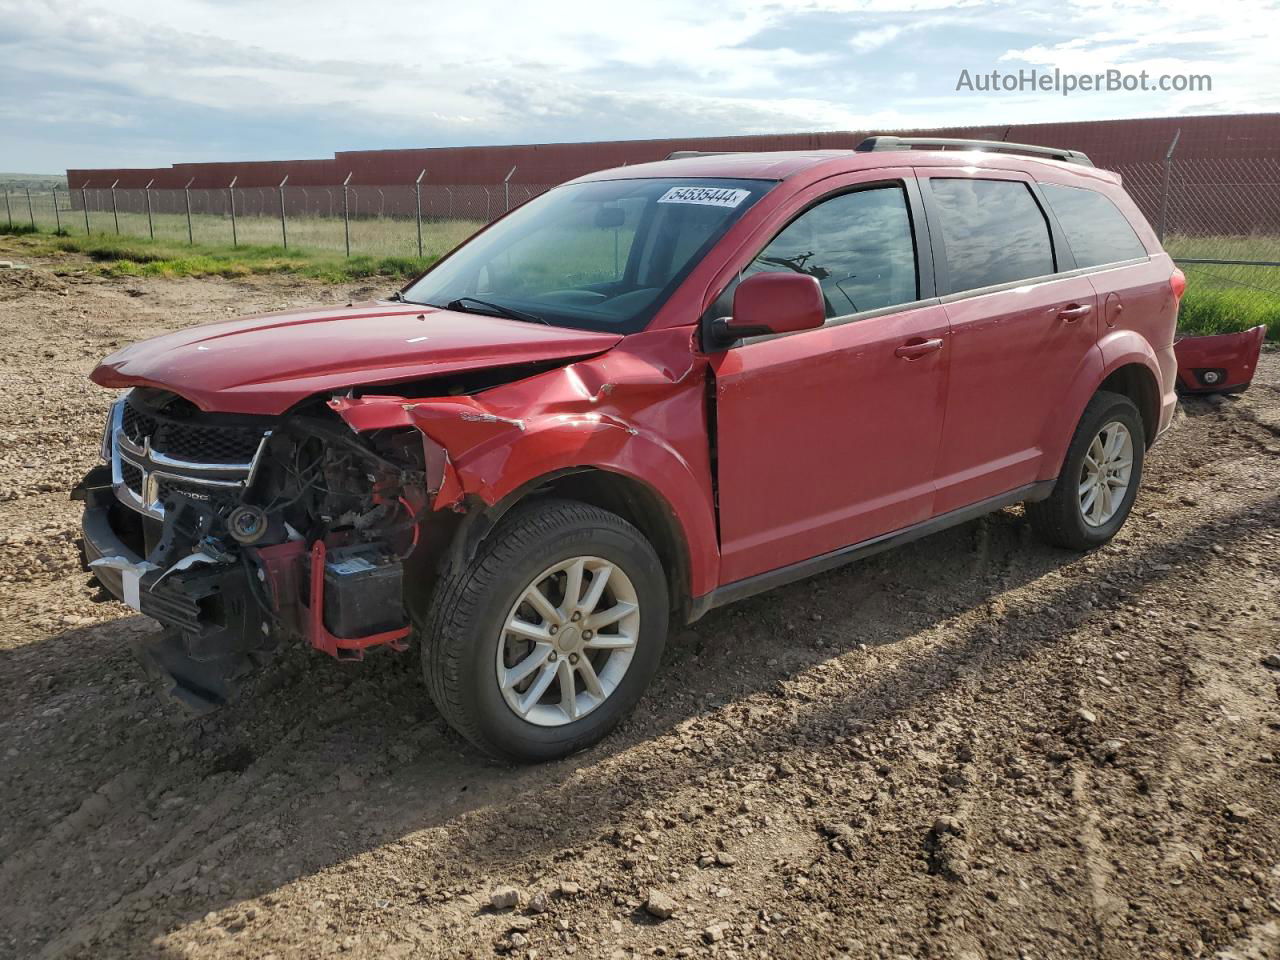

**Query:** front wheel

left=420, top=498, right=668, bottom=762
left=1027, top=390, right=1146, bottom=550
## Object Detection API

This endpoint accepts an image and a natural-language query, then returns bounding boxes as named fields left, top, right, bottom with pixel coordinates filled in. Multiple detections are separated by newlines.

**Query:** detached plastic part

left=1174, top=325, right=1266, bottom=395
left=131, top=629, right=255, bottom=714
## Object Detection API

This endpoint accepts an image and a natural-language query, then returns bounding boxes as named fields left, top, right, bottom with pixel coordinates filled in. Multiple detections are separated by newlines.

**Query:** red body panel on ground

left=1174, top=326, right=1266, bottom=394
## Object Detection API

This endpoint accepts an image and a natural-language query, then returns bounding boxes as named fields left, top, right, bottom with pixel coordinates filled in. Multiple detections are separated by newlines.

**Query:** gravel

left=644, top=890, right=677, bottom=920
left=2, top=245, right=1279, bottom=959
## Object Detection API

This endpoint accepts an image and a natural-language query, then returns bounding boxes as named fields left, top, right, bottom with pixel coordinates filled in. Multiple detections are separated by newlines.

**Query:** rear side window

left=929, top=179, right=1054, bottom=293
left=1040, top=182, right=1148, bottom=268
left=744, top=185, right=918, bottom=318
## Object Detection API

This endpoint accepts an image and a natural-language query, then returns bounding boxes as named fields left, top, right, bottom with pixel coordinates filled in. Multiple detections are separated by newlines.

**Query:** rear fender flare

left=1035, top=334, right=1163, bottom=482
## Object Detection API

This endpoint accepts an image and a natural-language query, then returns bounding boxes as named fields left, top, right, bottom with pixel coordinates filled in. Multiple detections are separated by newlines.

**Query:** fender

left=432, top=409, right=716, bottom=594
left=329, top=327, right=721, bottom=597
left=1094, top=328, right=1176, bottom=438
left=1035, top=331, right=1167, bottom=483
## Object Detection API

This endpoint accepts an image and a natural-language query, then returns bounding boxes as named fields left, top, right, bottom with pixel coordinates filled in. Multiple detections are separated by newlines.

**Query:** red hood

left=90, top=301, right=623, bottom=415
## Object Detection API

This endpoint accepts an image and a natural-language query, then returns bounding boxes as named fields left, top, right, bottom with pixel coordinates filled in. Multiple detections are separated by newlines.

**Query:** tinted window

left=488, top=195, right=644, bottom=292
left=930, top=179, right=1054, bottom=293
left=1040, top=182, right=1148, bottom=268
left=741, top=186, right=918, bottom=318
left=403, top=178, right=771, bottom=333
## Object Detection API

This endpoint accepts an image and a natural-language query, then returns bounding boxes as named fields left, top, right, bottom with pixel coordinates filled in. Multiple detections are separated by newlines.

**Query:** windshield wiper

left=388, top=290, right=430, bottom=305
left=446, top=296, right=548, bottom=325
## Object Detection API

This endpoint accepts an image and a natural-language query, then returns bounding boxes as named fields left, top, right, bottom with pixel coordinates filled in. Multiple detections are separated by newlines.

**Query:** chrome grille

left=156, top=476, right=242, bottom=511
left=120, top=459, right=144, bottom=496
left=151, top=420, right=265, bottom=464
left=121, top=402, right=157, bottom=445
left=107, top=394, right=271, bottom=520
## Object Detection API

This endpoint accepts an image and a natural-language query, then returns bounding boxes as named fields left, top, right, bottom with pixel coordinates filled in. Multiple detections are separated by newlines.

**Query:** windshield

left=402, top=178, right=773, bottom=333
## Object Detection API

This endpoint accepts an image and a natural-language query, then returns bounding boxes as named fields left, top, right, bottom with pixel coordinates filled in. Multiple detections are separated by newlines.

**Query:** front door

left=710, top=180, right=950, bottom=585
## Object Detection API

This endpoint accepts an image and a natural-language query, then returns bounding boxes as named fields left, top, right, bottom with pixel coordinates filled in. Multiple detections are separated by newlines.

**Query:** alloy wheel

left=496, top=556, right=641, bottom=727
left=1078, top=420, right=1134, bottom=527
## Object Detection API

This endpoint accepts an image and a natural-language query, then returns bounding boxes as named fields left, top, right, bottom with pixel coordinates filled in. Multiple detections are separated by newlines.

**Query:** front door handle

left=1057, top=303, right=1093, bottom=322
left=895, top=337, right=944, bottom=360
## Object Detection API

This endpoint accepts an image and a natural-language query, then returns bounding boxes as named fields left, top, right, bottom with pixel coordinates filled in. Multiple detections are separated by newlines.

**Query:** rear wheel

left=1027, top=390, right=1145, bottom=550
left=420, top=498, right=668, bottom=762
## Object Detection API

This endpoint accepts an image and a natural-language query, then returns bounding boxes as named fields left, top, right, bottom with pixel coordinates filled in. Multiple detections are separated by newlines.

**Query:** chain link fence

left=1, top=179, right=555, bottom=259
left=1113, top=154, right=1279, bottom=339
left=3, top=150, right=1277, bottom=340
left=2, top=182, right=66, bottom=235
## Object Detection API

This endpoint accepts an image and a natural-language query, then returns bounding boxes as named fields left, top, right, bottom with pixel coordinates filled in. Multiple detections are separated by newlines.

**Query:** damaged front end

left=74, top=388, right=434, bottom=711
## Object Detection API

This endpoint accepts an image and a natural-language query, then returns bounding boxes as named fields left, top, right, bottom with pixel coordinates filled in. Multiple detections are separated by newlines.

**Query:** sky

left=2, top=0, right=1278, bottom=173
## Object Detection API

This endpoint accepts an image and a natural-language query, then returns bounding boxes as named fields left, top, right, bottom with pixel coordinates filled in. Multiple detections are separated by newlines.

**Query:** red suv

left=77, top=137, right=1184, bottom=762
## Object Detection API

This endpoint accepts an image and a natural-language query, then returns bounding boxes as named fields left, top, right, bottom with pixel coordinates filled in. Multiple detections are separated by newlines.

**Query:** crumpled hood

left=90, top=301, right=623, bottom=415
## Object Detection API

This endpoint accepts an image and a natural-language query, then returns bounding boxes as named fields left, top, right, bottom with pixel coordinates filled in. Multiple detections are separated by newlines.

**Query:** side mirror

left=709, top=272, right=825, bottom=347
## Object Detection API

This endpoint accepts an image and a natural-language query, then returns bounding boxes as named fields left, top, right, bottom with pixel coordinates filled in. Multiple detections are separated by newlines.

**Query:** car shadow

left=2, top=491, right=1276, bottom=958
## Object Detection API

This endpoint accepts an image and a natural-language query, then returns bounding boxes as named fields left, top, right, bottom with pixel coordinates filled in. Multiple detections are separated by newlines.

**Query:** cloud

left=849, top=25, right=905, bottom=52
left=997, top=0, right=1280, bottom=114
left=0, top=0, right=1274, bottom=172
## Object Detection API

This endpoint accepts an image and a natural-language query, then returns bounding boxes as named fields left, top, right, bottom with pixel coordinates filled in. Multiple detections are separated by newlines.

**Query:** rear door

left=917, top=170, right=1100, bottom=513
left=1038, top=180, right=1180, bottom=416
left=709, top=174, right=950, bottom=584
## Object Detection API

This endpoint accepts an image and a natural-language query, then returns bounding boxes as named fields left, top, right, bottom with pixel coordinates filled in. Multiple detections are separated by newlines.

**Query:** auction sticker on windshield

left=656, top=186, right=751, bottom=208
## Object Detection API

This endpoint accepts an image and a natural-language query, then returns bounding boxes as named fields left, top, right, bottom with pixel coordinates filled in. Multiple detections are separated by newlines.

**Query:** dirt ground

left=1, top=244, right=1278, bottom=960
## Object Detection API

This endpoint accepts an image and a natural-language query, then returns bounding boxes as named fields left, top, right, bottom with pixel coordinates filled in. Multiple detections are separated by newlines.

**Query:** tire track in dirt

left=1, top=247, right=1278, bottom=959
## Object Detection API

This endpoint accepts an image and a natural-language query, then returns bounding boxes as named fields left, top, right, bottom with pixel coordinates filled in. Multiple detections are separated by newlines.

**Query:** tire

left=1027, top=390, right=1145, bottom=550
left=420, top=498, right=669, bottom=762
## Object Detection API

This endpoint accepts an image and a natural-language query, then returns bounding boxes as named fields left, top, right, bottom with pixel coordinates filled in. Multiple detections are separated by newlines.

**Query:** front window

left=403, top=178, right=773, bottom=333
left=708, top=184, right=919, bottom=320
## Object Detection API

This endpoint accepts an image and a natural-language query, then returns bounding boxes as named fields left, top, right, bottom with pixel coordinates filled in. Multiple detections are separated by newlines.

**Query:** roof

left=571, top=151, right=851, bottom=183
left=573, top=146, right=1122, bottom=186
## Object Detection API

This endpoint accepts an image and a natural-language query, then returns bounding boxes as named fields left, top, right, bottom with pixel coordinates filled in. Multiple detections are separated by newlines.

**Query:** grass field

left=0, top=226, right=457, bottom=283
left=2, top=218, right=1276, bottom=339
left=1179, top=270, right=1280, bottom=341
left=65, top=209, right=483, bottom=259
left=1169, top=233, right=1280, bottom=341
left=3, top=188, right=482, bottom=260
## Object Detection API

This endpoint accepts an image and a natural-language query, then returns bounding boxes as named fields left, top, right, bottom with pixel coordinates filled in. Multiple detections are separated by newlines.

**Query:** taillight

left=1170, top=267, right=1187, bottom=303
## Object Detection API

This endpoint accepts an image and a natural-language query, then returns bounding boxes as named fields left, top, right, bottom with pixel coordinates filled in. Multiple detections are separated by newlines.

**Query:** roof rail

left=664, top=150, right=736, bottom=160
left=855, top=136, right=1093, bottom=167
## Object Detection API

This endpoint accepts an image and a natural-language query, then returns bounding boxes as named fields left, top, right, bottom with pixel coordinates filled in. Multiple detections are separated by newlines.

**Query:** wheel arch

left=440, top=467, right=694, bottom=624
left=1037, top=341, right=1165, bottom=485
left=1096, top=362, right=1161, bottom=448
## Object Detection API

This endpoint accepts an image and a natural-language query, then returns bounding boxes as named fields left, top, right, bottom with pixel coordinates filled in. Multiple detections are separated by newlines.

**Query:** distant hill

left=0, top=174, right=67, bottom=192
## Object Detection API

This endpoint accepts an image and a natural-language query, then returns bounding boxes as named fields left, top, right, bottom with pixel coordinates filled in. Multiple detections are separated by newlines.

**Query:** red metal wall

left=66, top=113, right=1280, bottom=191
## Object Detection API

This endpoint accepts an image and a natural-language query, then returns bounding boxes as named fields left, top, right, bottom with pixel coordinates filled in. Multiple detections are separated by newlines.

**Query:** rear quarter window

left=1040, top=182, right=1148, bottom=268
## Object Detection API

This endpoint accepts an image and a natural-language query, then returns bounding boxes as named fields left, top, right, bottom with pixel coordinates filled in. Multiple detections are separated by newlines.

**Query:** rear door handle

left=1057, top=303, right=1092, bottom=322
left=894, top=337, right=944, bottom=359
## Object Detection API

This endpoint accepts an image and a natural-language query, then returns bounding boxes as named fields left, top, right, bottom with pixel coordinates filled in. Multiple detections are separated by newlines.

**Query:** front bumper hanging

left=74, top=459, right=414, bottom=711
